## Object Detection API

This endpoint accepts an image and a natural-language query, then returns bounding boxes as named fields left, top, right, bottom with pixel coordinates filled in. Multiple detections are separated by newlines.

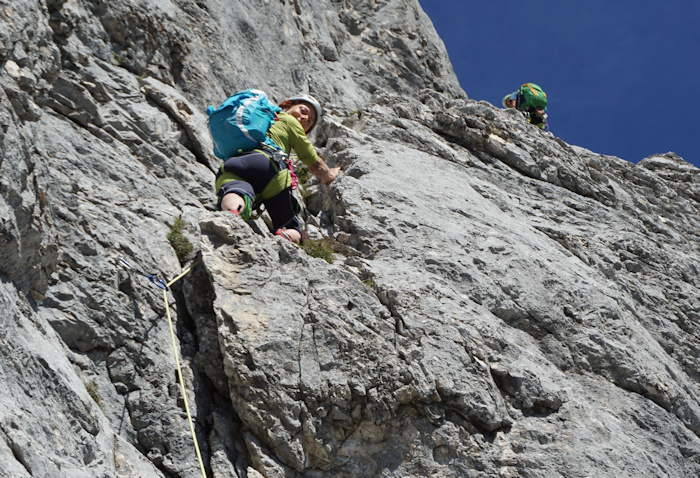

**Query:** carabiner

left=121, top=257, right=169, bottom=291
left=149, top=275, right=169, bottom=291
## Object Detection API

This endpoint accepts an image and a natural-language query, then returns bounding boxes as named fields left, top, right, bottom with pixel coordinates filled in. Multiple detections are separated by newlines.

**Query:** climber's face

left=286, top=101, right=317, bottom=133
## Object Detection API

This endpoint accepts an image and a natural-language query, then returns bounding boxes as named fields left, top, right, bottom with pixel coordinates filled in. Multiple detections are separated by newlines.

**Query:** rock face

left=1, top=0, right=699, bottom=477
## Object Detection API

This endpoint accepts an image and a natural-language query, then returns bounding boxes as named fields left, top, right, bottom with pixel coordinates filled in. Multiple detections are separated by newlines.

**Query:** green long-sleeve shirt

left=266, top=112, right=319, bottom=167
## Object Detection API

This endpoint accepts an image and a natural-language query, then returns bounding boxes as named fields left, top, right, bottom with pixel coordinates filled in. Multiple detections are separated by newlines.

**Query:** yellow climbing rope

left=163, top=259, right=207, bottom=478
left=121, top=257, right=206, bottom=476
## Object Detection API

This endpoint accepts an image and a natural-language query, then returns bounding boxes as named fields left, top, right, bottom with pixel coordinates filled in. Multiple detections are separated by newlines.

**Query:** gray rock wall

left=1, top=0, right=699, bottom=477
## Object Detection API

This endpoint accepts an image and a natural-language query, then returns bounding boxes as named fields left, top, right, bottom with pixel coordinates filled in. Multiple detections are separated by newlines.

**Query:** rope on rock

left=163, top=259, right=205, bottom=478
left=121, top=257, right=206, bottom=478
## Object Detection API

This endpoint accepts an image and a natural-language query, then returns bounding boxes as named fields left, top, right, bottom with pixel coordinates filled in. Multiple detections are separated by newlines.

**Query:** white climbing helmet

left=287, top=94, right=322, bottom=132
left=502, top=94, right=512, bottom=108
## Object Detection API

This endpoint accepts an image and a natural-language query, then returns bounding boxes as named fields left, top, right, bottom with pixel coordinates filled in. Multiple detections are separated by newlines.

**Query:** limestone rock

left=1, top=0, right=699, bottom=477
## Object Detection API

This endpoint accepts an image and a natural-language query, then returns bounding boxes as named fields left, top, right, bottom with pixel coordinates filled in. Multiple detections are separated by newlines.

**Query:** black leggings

left=216, top=150, right=301, bottom=234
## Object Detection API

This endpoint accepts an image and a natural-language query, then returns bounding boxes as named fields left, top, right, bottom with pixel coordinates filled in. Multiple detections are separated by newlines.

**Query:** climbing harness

left=246, top=148, right=300, bottom=221
left=120, top=258, right=207, bottom=478
left=271, top=148, right=299, bottom=191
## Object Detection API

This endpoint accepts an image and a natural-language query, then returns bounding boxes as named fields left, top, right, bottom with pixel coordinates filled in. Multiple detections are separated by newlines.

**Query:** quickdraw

left=120, top=258, right=169, bottom=290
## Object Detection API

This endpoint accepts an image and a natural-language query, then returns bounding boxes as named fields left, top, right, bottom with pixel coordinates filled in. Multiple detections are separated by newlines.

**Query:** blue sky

left=419, top=1, right=699, bottom=169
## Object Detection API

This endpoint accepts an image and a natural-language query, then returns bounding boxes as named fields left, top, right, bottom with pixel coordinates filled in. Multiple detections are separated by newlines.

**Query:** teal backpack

left=519, top=83, right=548, bottom=110
left=207, top=89, right=282, bottom=159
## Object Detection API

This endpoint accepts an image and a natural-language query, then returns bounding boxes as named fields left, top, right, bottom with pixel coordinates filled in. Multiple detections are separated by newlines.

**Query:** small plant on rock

left=362, top=277, right=377, bottom=288
left=167, top=216, right=193, bottom=262
left=302, top=237, right=358, bottom=264
left=84, top=378, right=103, bottom=409
left=302, top=238, right=336, bottom=263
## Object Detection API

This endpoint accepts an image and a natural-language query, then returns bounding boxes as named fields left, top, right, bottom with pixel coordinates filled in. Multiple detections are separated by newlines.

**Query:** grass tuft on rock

left=302, top=237, right=359, bottom=264
left=302, top=238, right=336, bottom=263
left=84, top=377, right=103, bottom=409
left=167, top=217, right=193, bottom=262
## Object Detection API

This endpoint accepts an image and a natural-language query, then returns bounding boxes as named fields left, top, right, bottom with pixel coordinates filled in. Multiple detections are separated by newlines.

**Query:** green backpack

left=519, top=83, right=547, bottom=110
